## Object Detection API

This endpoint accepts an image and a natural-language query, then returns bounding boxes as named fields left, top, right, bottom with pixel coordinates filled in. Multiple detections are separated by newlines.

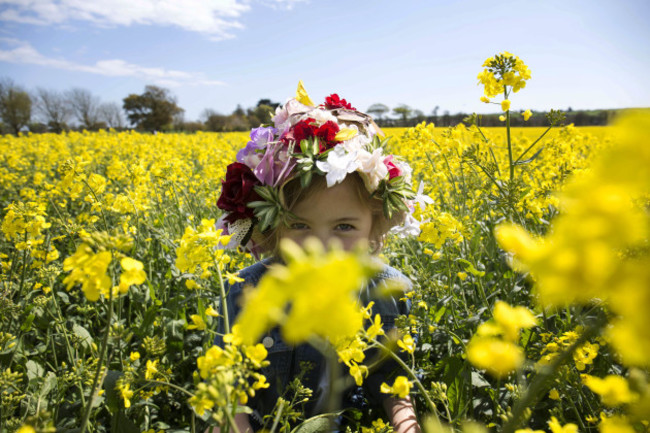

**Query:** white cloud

left=0, top=38, right=225, bottom=86
left=0, top=0, right=307, bottom=38
left=0, top=0, right=248, bottom=39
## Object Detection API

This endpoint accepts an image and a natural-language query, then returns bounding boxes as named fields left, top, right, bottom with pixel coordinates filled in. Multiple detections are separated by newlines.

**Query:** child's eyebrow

left=332, top=217, right=361, bottom=222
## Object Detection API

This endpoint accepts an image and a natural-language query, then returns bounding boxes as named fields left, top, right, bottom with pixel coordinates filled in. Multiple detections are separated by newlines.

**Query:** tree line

left=0, top=77, right=622, bottom=136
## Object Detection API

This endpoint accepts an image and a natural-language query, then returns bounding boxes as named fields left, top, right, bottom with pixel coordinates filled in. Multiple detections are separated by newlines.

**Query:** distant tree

left=34, top=88, right=71, bottom=133
left=392, top=104, right=412, bottom=124
left=367, top=103, right=390, bottom=120
left=202, top=109, right=229, bottom=132
left=441, top=110, right=451, bottom=126
left=413, top=109, right=425, bottom=124
left=256, top=99, right=280, bottom=110
left=247, top=103, right=274, bottom=126
left=98, top=102, right=125, bottom=129
left=123, top=85, right=183, bottom=131
left=0, top=78, right=32, bottom=135
left=66, top=88, right=101, bottom=130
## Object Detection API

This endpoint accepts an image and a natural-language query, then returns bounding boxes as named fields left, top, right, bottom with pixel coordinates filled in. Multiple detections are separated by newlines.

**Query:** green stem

left=141, top=380, right=195, bottom=397
left=224, top=402, right=242, bottom=433
left=216, top=264, right=230, bottom=334
left=18, top=233, right=29, bottom=294
left=513, top=126, right=552, bottom=164
left=79, top=289, right=114, bottom=433
left=504, top=89, right=514, bottom=181
left=81, top=177, right=110, bottom=232
left=269, top=399, right=286, bottom=433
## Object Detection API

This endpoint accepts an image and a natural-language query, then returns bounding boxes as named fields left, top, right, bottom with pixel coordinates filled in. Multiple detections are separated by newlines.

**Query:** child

left=210, top=83, right=424, bottom=433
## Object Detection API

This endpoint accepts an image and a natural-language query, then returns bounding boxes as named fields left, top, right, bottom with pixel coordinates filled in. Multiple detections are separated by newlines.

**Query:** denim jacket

left=214, top=258, right=412, bottom=429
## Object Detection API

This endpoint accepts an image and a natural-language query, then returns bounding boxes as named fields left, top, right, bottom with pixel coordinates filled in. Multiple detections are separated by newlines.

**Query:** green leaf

left=514, top=146, right=545, bottom=166
left=26, top=360, right=44, bottom=382
left=72, top=324, right=94, bottom=350
left=39, top=371, right=57, bottom=398
left=103, top=370, right=124, bottom=413
left=293, top=418, right=330, bottom=433
left=457, top=259, right=486, bottom=277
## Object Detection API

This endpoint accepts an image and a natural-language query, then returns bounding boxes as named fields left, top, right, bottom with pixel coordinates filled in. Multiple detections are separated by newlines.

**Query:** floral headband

left=216, top=81, right=425, bottom=250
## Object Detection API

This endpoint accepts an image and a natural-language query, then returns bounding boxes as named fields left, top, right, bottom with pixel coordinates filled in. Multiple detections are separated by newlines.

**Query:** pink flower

left=383, top=155, right=402, bottom=179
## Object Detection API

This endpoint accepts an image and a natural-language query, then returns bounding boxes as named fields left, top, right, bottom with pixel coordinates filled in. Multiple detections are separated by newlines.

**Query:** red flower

left=287, top=118, right=341, bottom=153
left=384, top=156, right=402, bottom=179
left=316, top=121, right=340, bottom=152
left=324, top=94, right=356, bottom=110
left=217, top=162, right=262, bottom=222
left=288, top=118, right=318, bottom=145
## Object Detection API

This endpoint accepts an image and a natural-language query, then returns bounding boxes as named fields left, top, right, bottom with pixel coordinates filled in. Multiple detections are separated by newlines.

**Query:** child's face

left=281, top=177, right=373, bottom=251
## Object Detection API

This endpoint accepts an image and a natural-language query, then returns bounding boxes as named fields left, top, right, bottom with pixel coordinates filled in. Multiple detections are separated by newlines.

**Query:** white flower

left=413, top=182, right=434, bottom=211
left=304, top=108, right=338, bottom=125
left=394, top=159, right=412, bottom=183
left=390, top=213, right=421, bottom=237
left=273, top=98, right=312, bottom=131
left=316, top=146, right=359, bottom=187
left=340, top=125, right=371, bottom=154
left=357, top=148, right=388, bottom=191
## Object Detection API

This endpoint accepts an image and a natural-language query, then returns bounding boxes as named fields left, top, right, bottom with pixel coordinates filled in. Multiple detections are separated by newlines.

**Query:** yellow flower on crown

left=296, top=80, right=315, bottom=107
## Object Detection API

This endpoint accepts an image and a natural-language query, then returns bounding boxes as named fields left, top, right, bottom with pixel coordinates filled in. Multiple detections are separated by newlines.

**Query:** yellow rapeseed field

left=2, top=51, right=648, bottom=433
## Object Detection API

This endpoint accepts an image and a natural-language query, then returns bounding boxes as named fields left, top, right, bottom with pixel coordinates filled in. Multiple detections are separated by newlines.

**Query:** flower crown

left=216, top=81, right=424, bottom=250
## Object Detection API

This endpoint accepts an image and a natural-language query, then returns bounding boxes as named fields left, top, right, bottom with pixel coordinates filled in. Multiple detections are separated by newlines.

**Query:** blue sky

left=1, top=0, right=649, bottom=122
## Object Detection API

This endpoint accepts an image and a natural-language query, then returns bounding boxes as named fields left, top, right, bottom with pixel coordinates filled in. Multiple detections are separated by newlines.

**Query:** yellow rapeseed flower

left=145, top=359, right=159, bottom=380
left=501, top=99, right=511, bottom=112
left=549, top=389, right=560, bottom=400
left=397, top=334, right=415, bottom=354
left=522, top=109, right=533, bottom=121
left=120, top=383, right=134, bottom=408
left=245, top=343, right=268, bottom=369
left=380, top=376, right=412, bottom=398
left=187, top=314, right=207, bottom=331
left=119, top=257, right=146, bottom=289
left=63, top=243, right=112, bottom=302
left=349, top=362, right=369, bottom=386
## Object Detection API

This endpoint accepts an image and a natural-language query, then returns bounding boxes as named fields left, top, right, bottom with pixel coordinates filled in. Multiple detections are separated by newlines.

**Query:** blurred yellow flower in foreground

left=496, top=110, right=650, bottom=367
left=492, top=300, right=537, bottom=342
left=583, top=375, right=638, bottom=407
left=234, top=237, right=380, bottom=345
left=467, top=337, right=524, bottom=378
left=599, top=415, right=636, bottom=433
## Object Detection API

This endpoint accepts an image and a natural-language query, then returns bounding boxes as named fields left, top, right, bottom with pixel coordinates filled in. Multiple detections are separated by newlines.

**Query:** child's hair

left=252, top=172, right=406, bottom=256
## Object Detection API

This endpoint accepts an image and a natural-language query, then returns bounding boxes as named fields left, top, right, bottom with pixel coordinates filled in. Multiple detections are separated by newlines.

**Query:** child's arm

left=383, top=396, right=422, bottom=433
left=204, top=413, right=253, bottom=433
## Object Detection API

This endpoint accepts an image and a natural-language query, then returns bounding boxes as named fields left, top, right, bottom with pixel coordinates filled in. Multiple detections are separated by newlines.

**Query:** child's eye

left=289, top=222, right=309, bottom=230
left=335, top=223, right=355, bottom=231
